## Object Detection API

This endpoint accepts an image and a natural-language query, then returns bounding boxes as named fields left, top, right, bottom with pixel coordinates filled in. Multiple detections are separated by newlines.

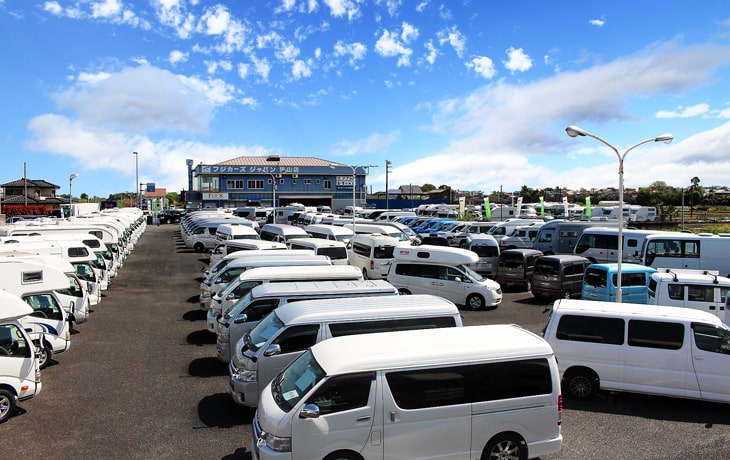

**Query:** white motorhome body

left=201, top=255, right=332, bottom=317
left=0, top=290, right=42, bottom=424
left=253, top=324, right=563, bottom=460
left=388, top=245, right=502, bottom=309
left=0, top=260, right=71, bottom=368
left=544, top=299, right=730, bottom=404
left=204, top=248, right=312, bottom=281
left=215, top=280, right=398, bottom=363
left=211, top=265, right=364, bottom=320
left=230, top=294, right=462, bottom=407
left=648, top=268, right=730, bottom=322
left=641, top=232, right=730, bottom=276
left=486, top=218, right=545, bottom=239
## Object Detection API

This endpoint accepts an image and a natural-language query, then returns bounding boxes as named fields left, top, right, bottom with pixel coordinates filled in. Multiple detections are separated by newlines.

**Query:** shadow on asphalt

left=187, top=330, right=216, bottom=346
left=186, top=295, right=201, bottom=304
left=198, top=392, right=254, bottom=428
left=189, top=356, right=228, bottom=377
left=183, top=309, right=207, bottom=321
left=221, top=447, right=252, bottom=460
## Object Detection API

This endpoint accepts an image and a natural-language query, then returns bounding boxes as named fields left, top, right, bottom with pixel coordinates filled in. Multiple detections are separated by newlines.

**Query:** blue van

left=581, top=263, right=657, bottom=303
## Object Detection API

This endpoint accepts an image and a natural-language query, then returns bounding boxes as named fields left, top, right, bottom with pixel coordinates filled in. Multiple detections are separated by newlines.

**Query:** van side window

left=352, top=242, right=371, bottom=257
left=308, top=373, right=374, bottom=415
left=243, top=299, right=280, bottom=322
left=0, top=324, right=30, bottom=358
left=667, top=284, right=683, bottom=300
left=329, top=317, right=457, bottom=337
left=584, top=269, right=607, bottom=288
left=386, top=359, right=552, bottom=410
left=692, top=323, right=730, bottom=354
left=537, top=231, right=553, bottom=243
left=687, top=285, right=714, bottom=302
left=373, top=245, right=395, bottom=259
left=555, top=314, right=624, bottom=344
left=273, top=325, right=319, bottom=354
left=628, top=320, right=684, bottom=350
left=613, top=272, right=648, bottom=287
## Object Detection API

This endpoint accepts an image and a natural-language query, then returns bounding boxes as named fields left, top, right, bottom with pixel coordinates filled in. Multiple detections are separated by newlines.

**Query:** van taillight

left=557, top=394, right=563, bottom=426
left=370, top=260, right=374, bottom=269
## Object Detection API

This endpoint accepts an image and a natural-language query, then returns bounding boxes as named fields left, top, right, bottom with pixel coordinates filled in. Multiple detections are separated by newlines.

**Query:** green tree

left=166, top=192, right=179, bottom=206
left=421, top=183, right=436, bottom=192
left=689, top=176, right=700, bottom=217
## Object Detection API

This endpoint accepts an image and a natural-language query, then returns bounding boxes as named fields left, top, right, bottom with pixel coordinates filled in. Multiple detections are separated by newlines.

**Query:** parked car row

left=0, top=208, right=147, bottom=423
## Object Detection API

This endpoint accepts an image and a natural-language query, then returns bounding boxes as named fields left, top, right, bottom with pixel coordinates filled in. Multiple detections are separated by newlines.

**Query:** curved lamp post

left=329, top=163, right=377, bottom=233
left=69, top=173, right=79, bottom=217
left=565, top=126, right=673, bottom=302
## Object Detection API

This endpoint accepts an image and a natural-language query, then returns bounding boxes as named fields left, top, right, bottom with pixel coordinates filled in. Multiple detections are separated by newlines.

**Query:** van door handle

left=356, top=416, right=371, bottom=422
left=390, top=411, right=396, bottom=422
left=709, top=305, right=716, bottom=310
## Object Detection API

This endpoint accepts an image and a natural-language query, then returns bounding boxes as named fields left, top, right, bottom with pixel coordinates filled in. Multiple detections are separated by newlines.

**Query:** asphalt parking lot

left=4, top=223, right=730, bottom=459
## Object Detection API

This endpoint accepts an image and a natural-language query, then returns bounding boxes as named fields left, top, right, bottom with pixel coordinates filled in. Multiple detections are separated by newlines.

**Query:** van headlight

left=233, top=367, right=257, bottom=382
left=259, top=431, right=291, bottom=452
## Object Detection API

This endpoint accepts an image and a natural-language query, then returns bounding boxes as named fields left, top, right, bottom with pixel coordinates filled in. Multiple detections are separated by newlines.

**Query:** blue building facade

left=185, top=156, right=373, bottom=211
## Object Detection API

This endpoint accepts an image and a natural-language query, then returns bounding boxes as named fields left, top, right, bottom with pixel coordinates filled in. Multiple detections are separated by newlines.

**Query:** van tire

left=481, top=433, right=527, bottom=460
left=37, top=342, right=52, bottom=369
left=323, top=450, right=362, bottom=460
left=0, top=389, right=17, bottom=424
left=562, top=290, right=573, bottom=299
left=466, top=294, right=485, bottom=310
left=362, top=268, right=369, bottom=280
left=524, top=279, right=532, bottom=292
left=194, top=242, right=205, bottom=252
left=565, top=368, right=598, bottom=400
left=397, top=288, right=411, bottom=295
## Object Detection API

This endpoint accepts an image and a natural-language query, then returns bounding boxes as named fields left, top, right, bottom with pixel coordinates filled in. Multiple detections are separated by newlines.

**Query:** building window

left=316, top=179, right=321, bottom=184
left=292, top=179, right=298, bottom=185
left=324, top=180, right=332, bottom=189
left=226, top=180, right=244, bottom=190
left=304, top=179, right=312, bottom=185
left=201, top=176, right=219, bottom=192
left=248, top=180, right=264, bottom=190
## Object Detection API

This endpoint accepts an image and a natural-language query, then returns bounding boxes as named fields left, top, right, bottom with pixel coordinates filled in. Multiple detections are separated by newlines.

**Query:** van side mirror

left=453, top=276, right=463, bottom=283
left=263, top=344, right=281, bottom=357
left=233, top=313, right=249, bottom=324
left=299, top=403, right=320, bottom=419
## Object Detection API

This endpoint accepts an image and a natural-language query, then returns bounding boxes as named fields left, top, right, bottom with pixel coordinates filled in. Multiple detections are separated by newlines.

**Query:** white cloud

left=329, top=131, right=400, bottom=156
left=590, top=19, right=605, bottom=27
left=323, top=0, right=361, bottom=20
left=467, top=56, right=496, bottom=79
left=423, top=40, right=438, bottom=65
left=655, top=103, right=710, bottom=119
left=416, top=1, right=429, bottom=13
left=200, top=4, right=231, bottom=35
left=376, top=0, right=403, bottom=16
left=44, top=1, right=63, bottom=15
left=76, top=71, right=111, bottom=85
left=237, top=63, right=250, bottom=79
left=291, top=60, right=312, bottom=79
left=154, top=0, right=196, bottom=39
left=503, top=47, right=533, bottom=73
left=375, top=27, right=414, bottom=67
left=251, top=56, right=272, bottom=81
left=334, top=40, right=368, bottom=66
left=437, top=25, right=466, bottom=58
left=401, top=22, right=419, bottom=43
left=169, top=50, right=189, bottom=65
left=90, top=0, right=122, bottom=18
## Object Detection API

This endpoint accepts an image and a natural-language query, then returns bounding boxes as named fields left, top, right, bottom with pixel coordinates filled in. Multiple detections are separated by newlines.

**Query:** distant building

left=1, top=178, right=67, bottom=211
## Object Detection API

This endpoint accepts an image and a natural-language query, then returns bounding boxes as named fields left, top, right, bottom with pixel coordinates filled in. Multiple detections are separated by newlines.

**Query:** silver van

left=531, top=254, right=591, bottom=299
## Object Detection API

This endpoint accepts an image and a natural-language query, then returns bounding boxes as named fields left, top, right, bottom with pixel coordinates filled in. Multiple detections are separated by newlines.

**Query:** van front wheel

left=481, top=433, right=527, bottom=460
left=0, top=389, right=17, bottom=424
left=398, top=288, right=411, bottom=295
left=466, top=294, right=485, bottom=310
left=565, top=368, right=598, bottom=400
left=323, top=450, right=363, bottom=460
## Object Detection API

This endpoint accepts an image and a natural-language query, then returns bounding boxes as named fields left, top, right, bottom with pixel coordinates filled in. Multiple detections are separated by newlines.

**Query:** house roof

left=2, top=178, right=60, bottom=189
left=216, top=156, right=335, bottom=167
left=2, top=195, right=66, bottom=205
left=399, top=185, right=423, bottom=194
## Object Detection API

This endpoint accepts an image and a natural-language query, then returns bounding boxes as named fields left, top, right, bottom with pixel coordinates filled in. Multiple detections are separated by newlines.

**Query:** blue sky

left=2, top=1, right=730, bottom=199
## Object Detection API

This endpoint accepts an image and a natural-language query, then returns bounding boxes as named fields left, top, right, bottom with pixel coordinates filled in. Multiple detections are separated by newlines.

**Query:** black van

left=530, top=254, right=591, bottom=299
left=495, top=248, right=543, bottom=291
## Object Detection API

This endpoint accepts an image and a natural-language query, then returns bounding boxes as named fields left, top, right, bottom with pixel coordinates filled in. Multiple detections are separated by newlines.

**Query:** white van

left=465, top=233, right=500, bottom=276
left=215, top=223, right=260, bottom=243
left=0, top=290, right=42, bottom=424
left=229, top=294, right=462, bottom=407
left=388, top=245, right=502, bottom=310
left=343, top=222, right=413, bottom=243
left=211, top=265, right=363, bottom=321
left=215, top=280, right=398, bottom=363
left=303, top=224, right=354, bottom=243
left=347, top=234, right=401, bottom=280
left=286, top=238, right=348, bottom=265
left=543, top=299, right=730, bottom=403
left=253, top=324, right=563, bottom=460
left=204, top=248, right=311, bottom=283
left=209, top=240, right=287, bottom=268
left=648, top=268, right=730, bottom=322
left=259, top=224, right=309, bottom=243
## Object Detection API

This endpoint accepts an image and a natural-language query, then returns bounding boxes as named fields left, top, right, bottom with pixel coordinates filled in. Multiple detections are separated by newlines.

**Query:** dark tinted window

left=308, top=373, right=374, bottom=415
left=273, top=325, right=319, bottom=354
left=352, top=242, right=371, bottom=257
left=471, top=245, right=499, bottom=258
left=555, top=314, right=624, bottom=345
left=583, top=268, right=607, bottom=288
left=612, top=272, right=648, bottom=287
left=628, top=320, right=684, bottom=350
left=373, top=245, right=395, bottom=259
left=692, top=323, right=730, bottom=354
left=318, top=247, right=348, bottom=260
left=329, top=316, right=456, bottom=337
left=386, top=358, right=552, bottom=410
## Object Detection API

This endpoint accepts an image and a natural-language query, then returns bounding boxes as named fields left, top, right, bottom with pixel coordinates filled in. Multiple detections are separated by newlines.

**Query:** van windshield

left=272, top=349, right=326, bottom=413
left=458, top=264, right=484, bottom=282
left=247, top=312, right=285, bottom=352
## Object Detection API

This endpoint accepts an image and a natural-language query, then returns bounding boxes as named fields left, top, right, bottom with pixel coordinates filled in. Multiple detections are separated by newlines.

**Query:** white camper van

left=387, top=245, right=502, bottom=309
left=215, top=280, right=398, bottom=363
left=648, top=268, right=730, bottom=322
left=544, top=299, right=730, bottom=404
left=0, top=290, right=42, bottom=424
left=253, top=325, right=563, bottom=460
left=286, top=238, right=348, bottom=265
left=229, top=294, right=462, bottom=407
left=0, top=260, right=72, bottom=368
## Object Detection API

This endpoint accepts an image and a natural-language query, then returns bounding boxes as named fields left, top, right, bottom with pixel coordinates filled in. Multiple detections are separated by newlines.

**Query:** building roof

left=399, top=185, right=423, bottom=194
left=145, top=188, right=168, bottom=198
left=216, top=156, right=336, bottom=167
left=2, top=179, right=60, bottom=189
left=2, top=195, right=66, bottom=205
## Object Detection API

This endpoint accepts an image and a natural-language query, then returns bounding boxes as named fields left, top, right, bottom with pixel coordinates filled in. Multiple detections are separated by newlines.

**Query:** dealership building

left=184, top=155, right=375, bottom=211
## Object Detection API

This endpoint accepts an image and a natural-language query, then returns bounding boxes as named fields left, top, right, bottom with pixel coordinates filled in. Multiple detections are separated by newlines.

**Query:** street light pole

left=385, top=160, right=392, bottom=210
left=133, top=151, right=139, bottom=208
left=565, top=126, right=673, bottom=302
left=69, top=173, right=78, bottom=217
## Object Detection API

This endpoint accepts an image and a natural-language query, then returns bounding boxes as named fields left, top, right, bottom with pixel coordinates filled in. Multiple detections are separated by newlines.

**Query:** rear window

left=374, top=245, right=395, bottom=259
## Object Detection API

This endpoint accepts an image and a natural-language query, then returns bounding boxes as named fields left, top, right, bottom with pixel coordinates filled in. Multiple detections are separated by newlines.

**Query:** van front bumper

left=228, top=361, right=259, bottom=407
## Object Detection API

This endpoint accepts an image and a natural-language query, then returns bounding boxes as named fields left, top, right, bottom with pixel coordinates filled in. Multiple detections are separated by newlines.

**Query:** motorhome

left=215, top=280, right=398, bottom=362
left=229, top=294, right=462, bottom=407
left=581, top=263, right=657, bottom=304
left=543, top=299, right=730, bottom=404
left=533, top=220, right=621, bottom=255
left=641, top=232, right=730, bottom=276
left=388, top=245, right=502, bottom=309
left=253, top=325, right=563, bottom=460
left=208, top=240, right=287, bottom=268
left=0, top=260, right=72, bottom=368
left=648, top=268, right=730, bottom=322
left=0, top=290, right=42, bottom=424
